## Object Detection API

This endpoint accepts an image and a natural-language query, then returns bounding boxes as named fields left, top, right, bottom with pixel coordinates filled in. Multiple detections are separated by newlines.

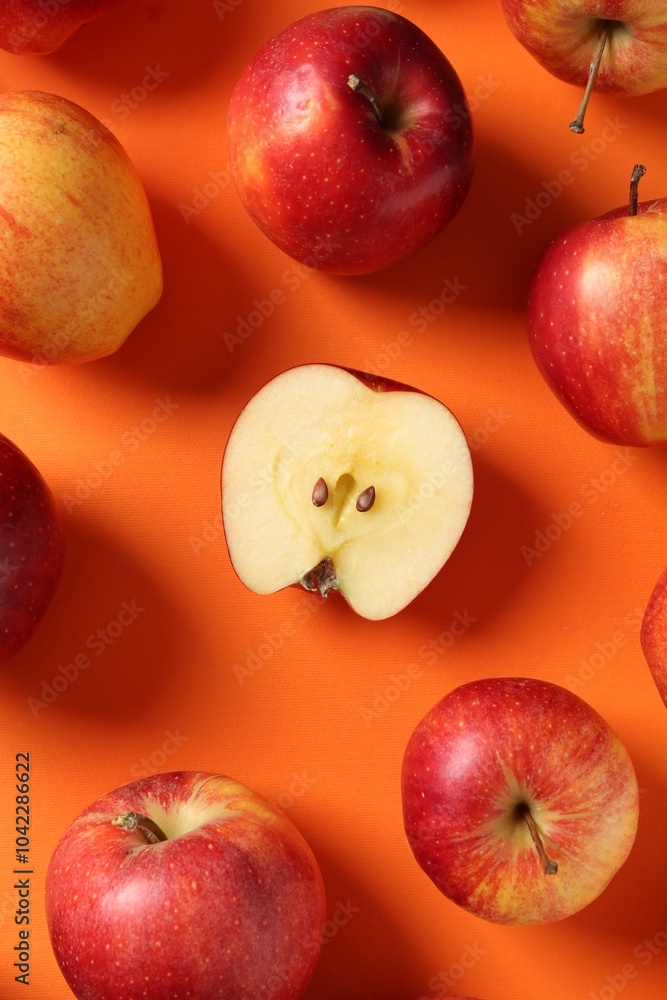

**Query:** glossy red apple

left=227, top=6, right=474, bottom=275
left=0, top=432, right=64, bottom=663
left=46, top=771, right=326, bottom=1000
left=402, top=677, right=639, bottom=925
left=640, top=566, right=667, bottom=706
left=221, top=363, right=473, bottom=620
left=0, top=0, right=124, bottom=54
left=500, top=0, right=667, bottom=132
left=527, top=165, right=667, bottom=446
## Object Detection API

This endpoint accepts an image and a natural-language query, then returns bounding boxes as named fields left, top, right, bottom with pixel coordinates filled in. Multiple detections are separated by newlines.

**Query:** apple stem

left=112, top=811, right=168, bottom=845
left=312, top=477, right=329, bottom=507
left=629, top=164, right=647, bottom=216
left=355, top=485, right=376, bottom=512
left=348, top=74, right=384, bottom=125
left=517, top=804, right=558, bottom=875
left=299, top=556, right=339, bottom=598
left=569, top=20, right=609, bottom=134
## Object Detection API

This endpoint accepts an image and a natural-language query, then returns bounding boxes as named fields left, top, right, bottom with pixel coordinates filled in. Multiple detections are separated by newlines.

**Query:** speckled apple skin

left=227, top=6, right=473, bottom=275
left=526, top=198, right=667, bottom=445
left=500, top=0, right=667, bottom=94
left=402, top=677, right=639, bottom=926
left=0, top=433, right=64, bottom=663
left=46, top=772, right=327, bottom=1000
left=0, top=0, right=122, bottom=54
left=0, top=91, right=163, bottom=364
left=641, top=567, right=667, bottom=706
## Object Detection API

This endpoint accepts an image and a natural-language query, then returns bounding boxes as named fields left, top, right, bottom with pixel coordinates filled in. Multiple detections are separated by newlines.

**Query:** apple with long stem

left=227, top=6, right=474, bottom=275
left=402, top=677, right=639, bottom=925
left=0, top=90, right=162, bottom=365
left=499, top=0, right=667, bottom=133
left=526, top=164, right=667, bottom=446
left=221, top=364, right=473, bottom=621
left=0, top=0, right=124, bottom=55
left=46, top=771, right=327, bottom=1000
left=641, top=567, right=667, bottom=706
left=0, top=432, right=64, bottom=664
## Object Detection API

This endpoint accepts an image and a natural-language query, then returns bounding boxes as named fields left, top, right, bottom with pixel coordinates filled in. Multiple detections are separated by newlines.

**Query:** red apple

left=499, top=0, right=667, bottom=132
left=0, top=0, right=124, bottom=55
left=0, top=432, right=64, bottom=663
left=227, top=6, right=474, bottom=275
left=640, top=567, right=667, bottom=706
left=221, top=364, right=473, bottom=620
left=402, top=677, right=639, bottom=925
left=526, top=165, right=667, bottom=446
left=46, top=771, right=326, bottom=1000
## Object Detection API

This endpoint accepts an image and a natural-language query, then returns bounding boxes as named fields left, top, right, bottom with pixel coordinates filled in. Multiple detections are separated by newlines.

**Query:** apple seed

left=111, top=811, right=168, bottom=845
left=312, top=477, right=329, bottom=507
left=356, top=485, right=376, bottom=512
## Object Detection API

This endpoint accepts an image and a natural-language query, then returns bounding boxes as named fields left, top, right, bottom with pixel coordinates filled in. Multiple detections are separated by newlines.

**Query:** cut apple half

left=221, top=364, right=473, bottom=620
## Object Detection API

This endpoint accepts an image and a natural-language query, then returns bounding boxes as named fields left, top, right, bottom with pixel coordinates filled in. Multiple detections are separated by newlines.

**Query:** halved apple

left=221, top=364, right=473, bottom=620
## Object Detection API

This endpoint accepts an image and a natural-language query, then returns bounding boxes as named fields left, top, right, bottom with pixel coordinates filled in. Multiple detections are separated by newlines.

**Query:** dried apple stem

left=518, top=804, right=558, bottom=875
left=112, top=812, right=168, bottom=844
left=629, top=164, right=647, bottom=217
left=299, top=556, right=339, bottom=598
left=348, top=74, right=383, bottom=124
left=569, top=21, right=609, bottom=134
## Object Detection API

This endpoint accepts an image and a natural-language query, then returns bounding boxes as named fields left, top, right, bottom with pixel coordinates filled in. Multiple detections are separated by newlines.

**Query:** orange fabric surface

left=1, top=1, right=667, bottom=998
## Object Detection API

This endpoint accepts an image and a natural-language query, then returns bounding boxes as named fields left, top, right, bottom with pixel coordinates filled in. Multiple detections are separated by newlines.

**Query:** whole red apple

left=640, top=567, right=667, bottom=706
left=227, top=6, right=474, bottom=275
left=46, top=771, right=327, bottom=1000
left=0, top=0, right=124, bottom=55
left=402, top=677, right=639, bottom=925
left=500, top=0, right=667, bottom=131
left=526, top=165, right=667, bottom=446
left=0, top=432, right=64, bottom=663
left=221, top=363, right=473, bottom=620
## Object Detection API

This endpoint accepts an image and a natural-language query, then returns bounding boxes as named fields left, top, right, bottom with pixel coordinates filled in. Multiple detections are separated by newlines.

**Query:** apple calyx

left=112, top=812, right=168, bottom=845
left=299, top=556, right=340, bottom=598
left=515, top=802, right=558, bottom=875
left=569, top=20, right=611, bottom=134
left=629, top=163, right=647, bottom=216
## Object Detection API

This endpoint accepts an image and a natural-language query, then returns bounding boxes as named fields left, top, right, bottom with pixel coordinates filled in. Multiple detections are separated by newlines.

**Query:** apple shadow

left=0, top=511, right=194, bottom=721
left=69, top=188, right=255, bottom=396
left=401, top=450, right=547, bottom=636
left=41, top=0, right=234, bottom=93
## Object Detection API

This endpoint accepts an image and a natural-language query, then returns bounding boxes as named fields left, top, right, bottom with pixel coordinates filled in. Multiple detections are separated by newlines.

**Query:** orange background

left=1, top=1, right=667, bottom=997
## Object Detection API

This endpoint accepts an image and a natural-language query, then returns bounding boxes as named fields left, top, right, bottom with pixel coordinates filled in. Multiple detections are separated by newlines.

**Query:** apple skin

left=0, top=0, right=123, bottom=55
left=46, top=771, right=327, bottom=1000
left=227, top=5, right=473, bottom=275
left=640, top=567, right=667, bottom=706
left=526, top=195, right=667, bottom=446
left=0, top=432, right=64, bottom=664
left=500, top=0, right=667, bottom=96
left=402, top=677, right=639, bottom=925
left=0, top=90, right=163, bottom=365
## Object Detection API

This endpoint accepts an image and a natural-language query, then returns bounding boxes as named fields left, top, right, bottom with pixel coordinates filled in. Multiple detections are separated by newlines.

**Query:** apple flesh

left=641, top=567, right=667, bottom=706
left=46, top=771, right=327, bottom=1000
left=0, top=0, right=124, bottom=55
left=0, top=432, right=64, bottom=663
left=500, top=1, right=667, bottom=131
left=402, top=677, right=639, bottom=925
left=527, top=166, right=667, bottom=445
left=0, top=90, right=162, bottom=365
left=227, top=6, right=473, bottom=275
left=221, top=364, right=473, bottom=621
